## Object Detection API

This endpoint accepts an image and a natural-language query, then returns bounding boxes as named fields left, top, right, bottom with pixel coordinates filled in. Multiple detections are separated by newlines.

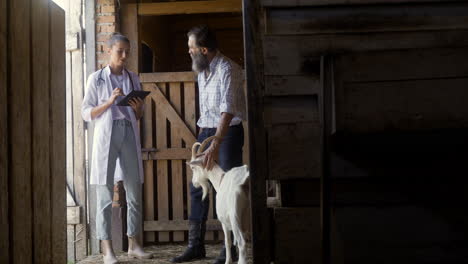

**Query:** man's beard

left=191, top=52, right=209, bottom=73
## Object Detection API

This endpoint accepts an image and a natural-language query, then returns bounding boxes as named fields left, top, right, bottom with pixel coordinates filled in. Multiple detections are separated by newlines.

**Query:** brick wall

left=96, top=0, right=118, bottom=69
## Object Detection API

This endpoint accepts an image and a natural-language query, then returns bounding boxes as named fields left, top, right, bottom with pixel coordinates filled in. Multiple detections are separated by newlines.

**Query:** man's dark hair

left=187, top=25, right=217, bottom=52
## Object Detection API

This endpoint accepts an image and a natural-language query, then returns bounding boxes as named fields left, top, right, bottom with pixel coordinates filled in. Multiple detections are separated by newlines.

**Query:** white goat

left=187, top=136, right=250, bottom=264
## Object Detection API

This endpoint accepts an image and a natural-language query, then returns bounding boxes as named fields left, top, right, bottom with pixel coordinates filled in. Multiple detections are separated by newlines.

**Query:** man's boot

left=213, top=233, right=238, bottom=264
left=171, top=221, right=206, bottom=263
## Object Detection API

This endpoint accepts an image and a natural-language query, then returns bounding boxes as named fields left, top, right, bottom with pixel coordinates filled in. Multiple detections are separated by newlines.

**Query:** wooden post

left=242, top=0, right=271, bottom=262
left=157, top=85, right=170, bottom=242
left=50, top=3, right=67, bottom=263
left=10, top=0, right=33, bottom=262
left=121, top=4, right=140, bottom=73
left=0, top=0, right=9, bottom=262
left=32, top=0, right=52, bottom=262
left=85, top=0, right=99, bottom=255
left=69, top=0, right=88, bottom=259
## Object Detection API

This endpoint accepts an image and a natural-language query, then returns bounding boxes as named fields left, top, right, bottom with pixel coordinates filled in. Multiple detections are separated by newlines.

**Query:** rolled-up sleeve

left=81, top=74, right=98, bottom=122
left=219, top=65, right=240, bottom=116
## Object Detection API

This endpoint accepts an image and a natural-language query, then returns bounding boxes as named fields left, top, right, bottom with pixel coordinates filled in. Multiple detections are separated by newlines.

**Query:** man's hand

left=201, top=138, right=221, bottom=171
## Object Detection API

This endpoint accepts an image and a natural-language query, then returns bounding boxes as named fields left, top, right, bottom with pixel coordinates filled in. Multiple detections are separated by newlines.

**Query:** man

left=171, top=25, right=246, bottom=264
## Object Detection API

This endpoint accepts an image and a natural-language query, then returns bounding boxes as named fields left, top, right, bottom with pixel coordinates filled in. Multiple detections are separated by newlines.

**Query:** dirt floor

left=77, top=243, right=253, bottom=264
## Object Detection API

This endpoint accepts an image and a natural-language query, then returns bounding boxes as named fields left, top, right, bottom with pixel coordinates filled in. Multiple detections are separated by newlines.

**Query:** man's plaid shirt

left=197, top=52, right=246, bottom=128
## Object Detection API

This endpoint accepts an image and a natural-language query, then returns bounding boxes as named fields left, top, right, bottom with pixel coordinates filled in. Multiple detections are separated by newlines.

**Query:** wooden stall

left=0, top=0, right=66, bottom=263
left=245, top=0, right=468, bottom=263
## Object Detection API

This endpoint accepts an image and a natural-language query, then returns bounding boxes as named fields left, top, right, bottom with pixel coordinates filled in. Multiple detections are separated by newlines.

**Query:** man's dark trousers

left=189, top=124, right=244, bottom=222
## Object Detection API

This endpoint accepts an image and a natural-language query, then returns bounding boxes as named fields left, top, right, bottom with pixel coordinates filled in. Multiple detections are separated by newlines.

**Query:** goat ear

left=187, top=159, right=203, bottom=167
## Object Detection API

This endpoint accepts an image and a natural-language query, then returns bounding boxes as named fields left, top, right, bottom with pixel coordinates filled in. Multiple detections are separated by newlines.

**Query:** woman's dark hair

left=187, top=25, right=217, bottom=52
left=107, top=32, right=130, bottom=47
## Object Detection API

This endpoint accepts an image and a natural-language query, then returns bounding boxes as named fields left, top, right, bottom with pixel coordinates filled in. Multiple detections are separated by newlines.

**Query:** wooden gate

left=140, top=72, right=223, bottom=243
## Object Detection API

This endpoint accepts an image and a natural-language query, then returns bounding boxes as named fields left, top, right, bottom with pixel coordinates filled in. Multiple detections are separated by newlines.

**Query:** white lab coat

left=81, top=66, right=144, bottom=185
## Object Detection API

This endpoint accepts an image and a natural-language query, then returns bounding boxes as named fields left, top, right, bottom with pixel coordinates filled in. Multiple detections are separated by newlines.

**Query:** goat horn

left=191, top=142, right=202, bottom=160
left=198, top=136, right=218, bottom=155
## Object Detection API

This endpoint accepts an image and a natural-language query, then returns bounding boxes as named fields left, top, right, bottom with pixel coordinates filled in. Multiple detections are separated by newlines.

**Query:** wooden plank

left=10, top=0, right=33, bottom=262
left=67, top=206, right=81, bottom=225
left=138, top=0, right=242, bottom=16
left=32, top=0, right=51, bottom=262
left=170, top=82, right=185, bottom=242
left=243, top=0, right=272, bottom=262
left=50, top=4, right=67, bottom=263
left=71, top=48, right=88, bottom=261
left=66, top=51, right=74, bottom=194
left=67, top=225, right=76, bottom=263
left=274, top=207, right=321, bottom=264
left=184, top=82, right=197, bottom=218
left=0, top=0, right=8, bottom=260
left=262, top=0, right=468, bottom=7
left=268, top=123, right=321, bottom=180
left=140, top=72, right=196, bottom=83
left=121, top=4, right=140, bottom=73
left=265, top=75, right=320, bottom=96
left=145, top=219, right=222, bottom=231
left=264, top=97, right=320, bottom=125
left=142, top=148, right=191, bottom=160
left=263, top=30, right=468, bottom=75
left=337, top=78, right=468, bottom=133
left=265, top=4, right=468, bottom=35
left=143, top=98, right=155, bottom=242
left=157, top=85, right=170, bottom=242
left=85, top=0, right=97, bottom=252
left=336, top=48, right=468, bottom=83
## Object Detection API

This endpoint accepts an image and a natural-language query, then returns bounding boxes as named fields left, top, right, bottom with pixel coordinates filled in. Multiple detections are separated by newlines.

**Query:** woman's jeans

left=189, top=124, right=244, bottom=222
left=96, top=119, right=142, bottom=240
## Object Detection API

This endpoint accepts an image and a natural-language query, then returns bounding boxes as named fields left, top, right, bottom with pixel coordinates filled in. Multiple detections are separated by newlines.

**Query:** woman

left=82, top=33, right=152, bottom=263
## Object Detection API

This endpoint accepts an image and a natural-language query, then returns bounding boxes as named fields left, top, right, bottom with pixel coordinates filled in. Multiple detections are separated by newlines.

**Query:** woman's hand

left=108, top=88, right=124, bottom=105
left=128, top=97, right=144, bottom=119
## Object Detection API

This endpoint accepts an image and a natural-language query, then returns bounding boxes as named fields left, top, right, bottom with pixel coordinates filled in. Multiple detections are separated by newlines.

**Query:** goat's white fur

left=188, top=136, right=250, bottom=264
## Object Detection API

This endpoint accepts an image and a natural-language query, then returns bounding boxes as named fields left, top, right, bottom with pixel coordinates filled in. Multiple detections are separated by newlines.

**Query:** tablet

left=117, top=90, right=151, bottom=106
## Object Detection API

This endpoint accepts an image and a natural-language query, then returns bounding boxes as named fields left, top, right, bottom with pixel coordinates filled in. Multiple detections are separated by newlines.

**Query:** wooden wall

left=0, top=0, right=66, bottom=263
left=245, top=0, right=468, bottom=264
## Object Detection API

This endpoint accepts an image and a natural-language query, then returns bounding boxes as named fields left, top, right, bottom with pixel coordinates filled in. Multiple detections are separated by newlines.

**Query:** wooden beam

left=10, top=0, right=33, bottom=262
left=121, top=4, right=140, bottom=73
left=265, top=3, right=468, bottom=35
left=32, top=0, right=51, bottom=262
left=140, top=72, right=196, bottom=83
left=144, top=219, right=222, bottom=231
left=138, top=0, right=242, bottom=16
left=50, top=3, right=67, bottom=263
left=70, top=0, right=87, bottom=259
left=0, top=0, right=8, bottom=261
left=141, top=148, right=191, bottom=160
left=243, top=0, right=271, bottom=262
left=262, top=0, right=468, bottom=7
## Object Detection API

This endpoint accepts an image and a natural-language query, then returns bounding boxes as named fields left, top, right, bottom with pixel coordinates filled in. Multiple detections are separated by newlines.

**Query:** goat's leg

left=235, top=227, right=247, bottom=264
left=222, top=224, right=233, bottom=264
